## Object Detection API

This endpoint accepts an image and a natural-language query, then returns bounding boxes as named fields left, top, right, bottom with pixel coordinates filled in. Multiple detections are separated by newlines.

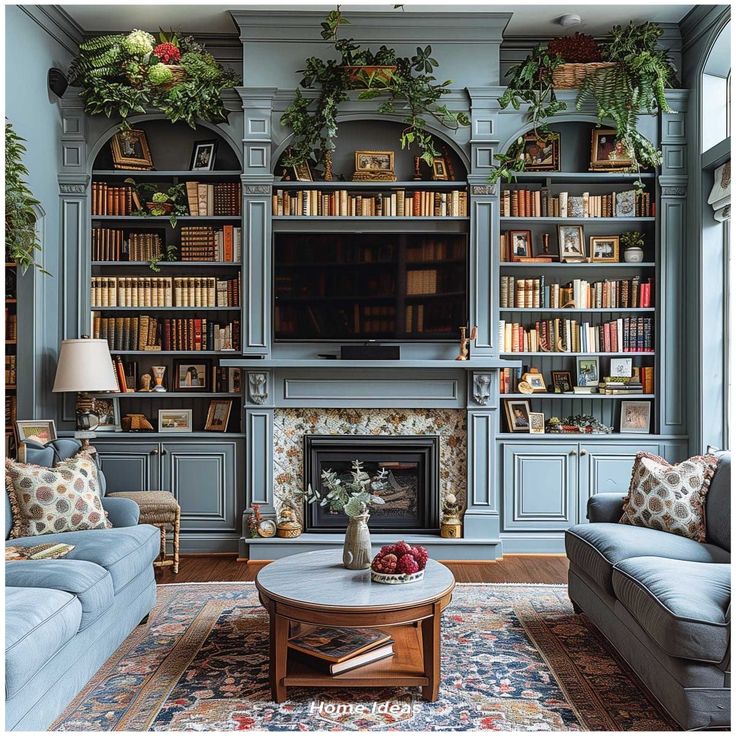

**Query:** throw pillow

left=620, top=452, right=719, bottom=541
left=5, top=451, right=110, bottom=538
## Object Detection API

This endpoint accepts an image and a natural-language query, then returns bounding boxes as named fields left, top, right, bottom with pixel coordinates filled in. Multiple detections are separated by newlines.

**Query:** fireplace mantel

left=221, top=358, right=521, bottom=370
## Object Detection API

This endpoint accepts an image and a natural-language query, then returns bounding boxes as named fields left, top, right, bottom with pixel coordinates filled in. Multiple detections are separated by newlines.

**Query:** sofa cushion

left=612, top=557, right=730, bottom=663
left=566, top=522, right=730, bottom=595
left=620, top=452, right=718, bottom=541
left=706, top=452, right=730, bottom=551
left=5, top=559, right=114, bottom=630
left=6, top=524, right=159, bottom=593
left=5, top=586, right=82, bottom=698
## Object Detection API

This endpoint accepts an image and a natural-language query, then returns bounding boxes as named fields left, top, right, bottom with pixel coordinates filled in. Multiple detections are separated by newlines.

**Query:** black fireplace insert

left=303, top=435, right=440, bottom=534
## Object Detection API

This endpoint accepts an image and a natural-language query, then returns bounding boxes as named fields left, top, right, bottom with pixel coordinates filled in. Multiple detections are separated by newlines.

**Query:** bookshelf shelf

left=93, top=392, right=242, bottom=398
left=500, top=217, right=656, bottom=223
left=508, top=172, right=656, bottom=183
left=273, top=216, right=469, bottom=221
left=91, top=216, right=241, bottom=222
left=499, top=308, right=655, bottom=314
left=275, top=180, right=469, bottom=189
left=500, top=351, right=655, bottom=357
left=92, top=306, right=241, bottom=312
left=110, top=350, right=240, bottom=356
left=500, top=262, right=656, bottom=269
left=92, top=170, right=242, bottom=178
left=91, top=261, right=241, bottom=267
left=501, top=393, right=656, bottom=400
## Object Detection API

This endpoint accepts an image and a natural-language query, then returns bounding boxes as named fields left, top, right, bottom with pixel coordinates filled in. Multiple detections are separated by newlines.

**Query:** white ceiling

left=62, top=2, right=695, bottom=37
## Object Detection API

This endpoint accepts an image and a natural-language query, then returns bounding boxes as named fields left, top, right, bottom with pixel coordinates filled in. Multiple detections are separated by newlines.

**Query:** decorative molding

left=17, top=5, right=82, bottom=55
left=661, top=186, right=687, bottom=197
left=59, top=183, right=87, bottom=194
left=248, top=372, right=269, bottom=404
left=472, top=373, right=492, bottom=405
left=471, top=184, right=496, bottom=196
left=245, top=184, right=271, bottom=195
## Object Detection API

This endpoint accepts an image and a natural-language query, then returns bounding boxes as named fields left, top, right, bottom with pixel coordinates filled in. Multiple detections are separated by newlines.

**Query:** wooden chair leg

left=173, top=507, right=181, bottom=574
left=159, top=525, right=166, bottom=563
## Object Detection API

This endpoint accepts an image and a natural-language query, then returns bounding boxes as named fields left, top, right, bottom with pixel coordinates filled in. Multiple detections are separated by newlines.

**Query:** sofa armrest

left=587, top=493, right=626, bottom=523
left=102, top=497, right=140, bottom=527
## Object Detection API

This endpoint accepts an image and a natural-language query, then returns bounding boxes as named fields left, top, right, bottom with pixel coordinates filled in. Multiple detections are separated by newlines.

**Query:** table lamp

left=52, top=338, right=119, bottom=431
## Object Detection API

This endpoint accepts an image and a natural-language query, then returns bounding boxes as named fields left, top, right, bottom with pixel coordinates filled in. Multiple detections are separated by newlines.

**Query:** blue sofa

left=566, top=451, right=731, bottom=730
left=5, top=439, right=159, bottom=731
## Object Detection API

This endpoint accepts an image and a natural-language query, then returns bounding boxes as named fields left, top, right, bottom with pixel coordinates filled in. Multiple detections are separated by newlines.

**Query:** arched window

left=701, top=21, right=730, bottom=152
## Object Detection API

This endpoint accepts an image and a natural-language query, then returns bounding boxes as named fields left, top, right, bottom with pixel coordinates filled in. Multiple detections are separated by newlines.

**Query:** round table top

left=256, top=549, right=455, bottom=611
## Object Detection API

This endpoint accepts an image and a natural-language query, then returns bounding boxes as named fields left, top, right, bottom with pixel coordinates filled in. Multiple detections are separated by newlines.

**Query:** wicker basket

left=553, top=62, right=616, bottom=89
left=161, top=65, right=187, bottom=90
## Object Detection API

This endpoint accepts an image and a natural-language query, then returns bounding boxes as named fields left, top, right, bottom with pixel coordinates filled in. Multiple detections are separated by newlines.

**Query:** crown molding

left=19, top=5, right=82, bottom=56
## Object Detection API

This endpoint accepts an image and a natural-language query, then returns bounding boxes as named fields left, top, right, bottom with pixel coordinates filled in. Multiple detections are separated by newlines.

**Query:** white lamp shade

left=52, top=339, right=119, bottom=393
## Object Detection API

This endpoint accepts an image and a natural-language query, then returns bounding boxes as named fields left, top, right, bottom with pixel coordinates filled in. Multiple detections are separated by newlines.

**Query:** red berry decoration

left=393, top=540, right=413, bottom=557
left=410, top=545, right=429, bottom=570
left=371, top=552, right=397, bottom=573
left=378, top=544, right=396, bottom=557
left=153, top=43, right=181, bottom=64
left=396, top=553, right=420, bottom=575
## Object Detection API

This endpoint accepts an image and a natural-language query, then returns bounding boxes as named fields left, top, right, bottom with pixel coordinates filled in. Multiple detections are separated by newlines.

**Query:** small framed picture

left=355, top=150, right=394, bottom=174
left=15, top=420, right=57, bottom=445
left=158, top=409, right=193, bottom=433
left=590, top=235, right=620, bottom=263
left=510, top=230, right=533, bottom=261
left=174, top=361, right=210, bottom=391
left=523, top=132, right=560, bottom=171
left=558, top=225, right=586, bottom=262
left=620, top=401, right=651, bottom=434
left=432, top=157, right=449, bottom=181
left=522, top=371, right=547, bottom=393
left=110, top=129, right=153, bottom=170
left=590, top=128, right=633, bottom=169
left=610, top=357, right=633, bottom=378
left=93, top=398, right=121, bottom=432
left=292, top=161, right=313, bottom=182
left=228, top=367, right=242, bottom=393
left=551, top=370, right=573, bottom=393
left=529, top=412, right=546, bottom=434
left=576, top=357, right=600, bottom=387
left=190, top=140, right=218, bottom=171
left=504, top=400, right=531, bottom=433
left=205, top=399, right=233, bottom=432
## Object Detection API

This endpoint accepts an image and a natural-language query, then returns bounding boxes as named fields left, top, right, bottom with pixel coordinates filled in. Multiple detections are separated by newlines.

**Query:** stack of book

left=6, top=311, right=16, bottom=341
left=501, top=187, right=653, bottom=218
left=597, top=376, right=644, bottom=394
left=91, top=183, right=135, bottom=216
left=5, top=355, right=16, bottom=385
left=92, top=276, right=174, bottom=308
left=173, top=277, right=240, bottom=307
left=6, top=395, right=16, bottom=425
left=180, top=226, right=242, bottom=262
left=184, top=182, right=241, bottom=217
left=288, top=626, right=394, bottom=675
left=406, top=239, right=464, bottom=262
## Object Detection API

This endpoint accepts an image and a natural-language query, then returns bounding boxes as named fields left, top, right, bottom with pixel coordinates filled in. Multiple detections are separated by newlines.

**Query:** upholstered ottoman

left=108, top=491, right=180, bottom=573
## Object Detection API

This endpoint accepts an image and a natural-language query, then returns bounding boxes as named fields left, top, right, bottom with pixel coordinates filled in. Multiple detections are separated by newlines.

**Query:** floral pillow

left=5, top=452, right=110, bottom=538
left=620, top=452, right=719, bottom=541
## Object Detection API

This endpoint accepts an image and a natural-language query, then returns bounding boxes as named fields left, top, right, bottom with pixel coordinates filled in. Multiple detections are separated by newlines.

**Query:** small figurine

left=276, top=502, right=303, bottom=538
left=455, top=325, right=478, bottom=361
left=542, top=233, right=551, bottom=255
left=246, top=503, right=262, bottom=539
left=139, top=373, right=152, bottom=392
left=440, top=489, right=463, bottom=538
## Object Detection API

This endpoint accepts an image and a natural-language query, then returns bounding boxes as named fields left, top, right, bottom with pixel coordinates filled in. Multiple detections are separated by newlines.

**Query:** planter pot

left=146, top=202, right=174, bottom=215
left=343, top=512, right=371, bottom=570
left=344, top=65, right=397, bottom=87
left=552, top=62, right=616, bottom=89
left=623, top=246, right=645, bottom=263
left=371, top=569, right=425, bottom=584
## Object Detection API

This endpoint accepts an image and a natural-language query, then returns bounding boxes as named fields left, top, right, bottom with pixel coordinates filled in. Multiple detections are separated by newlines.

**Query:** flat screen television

left=274, top=233, right=467, bottom=341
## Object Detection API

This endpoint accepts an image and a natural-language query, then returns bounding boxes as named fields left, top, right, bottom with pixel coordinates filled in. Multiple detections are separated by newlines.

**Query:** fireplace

left=304, top=435, right=440, bottom=533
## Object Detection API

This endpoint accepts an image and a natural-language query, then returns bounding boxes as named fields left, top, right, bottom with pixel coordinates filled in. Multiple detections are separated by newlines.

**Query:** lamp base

left=75, top=392, right=100, bottom=431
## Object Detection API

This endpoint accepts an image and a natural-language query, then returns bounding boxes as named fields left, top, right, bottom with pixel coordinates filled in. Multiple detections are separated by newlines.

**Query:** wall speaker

left=48, top=68, right=68, bottom=98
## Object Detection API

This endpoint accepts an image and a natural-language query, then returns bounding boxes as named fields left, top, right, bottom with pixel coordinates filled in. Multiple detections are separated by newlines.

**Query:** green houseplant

left=69, top=30, right=238, bottom=130
left=281, top=7, right=469, bottom=174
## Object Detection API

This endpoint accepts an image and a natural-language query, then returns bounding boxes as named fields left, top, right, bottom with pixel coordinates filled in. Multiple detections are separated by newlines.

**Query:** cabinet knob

left=580, top=449, right=588, bottom=456
left=150, top=448, right=159, bottom=455
left=161, top=448, right=168, bottom=456
left=569, top=449, right=576, bottom=456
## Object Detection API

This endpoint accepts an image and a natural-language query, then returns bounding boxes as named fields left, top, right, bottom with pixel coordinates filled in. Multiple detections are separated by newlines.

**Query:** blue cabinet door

left=502, top=443, right=577, bottom=531
left=93, top=440, right=160, bottom=492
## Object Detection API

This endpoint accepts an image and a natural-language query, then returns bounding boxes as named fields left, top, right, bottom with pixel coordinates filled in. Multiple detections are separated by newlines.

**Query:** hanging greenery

left=5, top=122, right=47, bottom=274
left=69, top=30, right=239, bottom=130
left=490, top=22, right=677, bottom=184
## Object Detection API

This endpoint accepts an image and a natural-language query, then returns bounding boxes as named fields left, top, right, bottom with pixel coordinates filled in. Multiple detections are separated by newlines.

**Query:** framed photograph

left=551, top=370, right=573, bottom=393
left=510, top=230, right=533, bottom=261
left=558, top=225, right=586, bottom=262
left=110, top=129, right=153, bottom=170
left=292, top=161, right=313, bottom=182
left=522, top=371, right=547, bottom=393
left=190, top=140, right=218, bottom=171
left=93, top=397, right=121, bottom=432
left=610, top=357, right=633, bottom=378
left=576, top=357, right=600, bottom=387
left=523, top=132, right=560, bottom=171
left=504, top=400, right=531, bottom=433
left=15, top=420, right=57, bottom=445
left=205, top=400, right=233, bottom=432
left=355, top=150, right=394, bottom=174
left=432, top=157, right=449, bottom=181
left=158, top=409, right=193, bottom=433
left=590, top=235, right=620, bottom=263
left=228, top=367, right=242, bottom=394
left=528, top=412, right=546, bottom=434
left=174, top=361, right=210, bottom=391
left=590, top=128, right=633, bottom=169
left=620, top=401, right=651, bottom=434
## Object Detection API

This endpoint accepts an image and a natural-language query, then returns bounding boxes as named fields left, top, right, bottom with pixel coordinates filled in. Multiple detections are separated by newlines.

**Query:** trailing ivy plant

left=5, top=123, right=47, bottom=274
left=69, top=30, right=238, bottom=130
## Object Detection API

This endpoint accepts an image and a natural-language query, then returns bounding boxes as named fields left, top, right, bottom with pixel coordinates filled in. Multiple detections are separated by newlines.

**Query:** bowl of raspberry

left=370, top=541, right=429, bottom=584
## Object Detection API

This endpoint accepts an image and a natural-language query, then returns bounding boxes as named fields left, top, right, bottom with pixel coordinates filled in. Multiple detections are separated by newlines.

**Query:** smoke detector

left=557, top=14, right=582, bottom=28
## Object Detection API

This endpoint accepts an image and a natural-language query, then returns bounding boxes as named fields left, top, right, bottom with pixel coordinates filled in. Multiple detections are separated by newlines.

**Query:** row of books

left=499, top=366, right=654, bottom=395
left=406, top=240, right=465, bottom=262
left=92, top=183, right=135, bottom=216
left=92, top=313, right=241, bottom=352
left=6, top=311, right=16, bottom=341
left=180, top=226, right=242, bottom=262
left=272, top=189, right=468, bottom=217
left=184, top=182, right=241, bottom=217
left=91, top=276, right=241, bottom=308
left=499, top=316, right=655, bottom=353
left=6, top=395, right=16, bottom=425
left=406, top=269, right=438, bottom=296
left=92, top=229, right=162, bottom=262
left=5, top=355, right=16, bottom=385
left=501, top=187, right=653, bottom=218
left=500, top=277, right=655, bottom=309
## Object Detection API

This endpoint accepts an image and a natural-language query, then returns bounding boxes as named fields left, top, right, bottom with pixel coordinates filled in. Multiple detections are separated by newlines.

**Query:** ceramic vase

left=343, top=512, right=372, bottom=569
left=623, top=246, right=644, bottom=263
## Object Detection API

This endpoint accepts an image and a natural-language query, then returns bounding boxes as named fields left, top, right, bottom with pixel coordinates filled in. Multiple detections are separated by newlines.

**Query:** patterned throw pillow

left=5, top=452, right=110, bottom=538
left=620, top=452, right=718, bottom=541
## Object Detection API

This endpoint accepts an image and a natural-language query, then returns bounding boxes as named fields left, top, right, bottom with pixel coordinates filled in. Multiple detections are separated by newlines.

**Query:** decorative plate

left=371, top=569, right=425, bottom=585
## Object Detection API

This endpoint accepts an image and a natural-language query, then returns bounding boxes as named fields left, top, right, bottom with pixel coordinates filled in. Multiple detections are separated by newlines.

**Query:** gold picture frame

left=590, top=235, right=620, bottom=263
left=523, top=132, right=560, bottom=171
left=205, top=399, right=233, bottom=432
left=292, top=161, right=313, bottom=182
left=432, top=156, right=449, bottom=181
left=590, top=128, right=633, bottom=170
left=504, top=399, right=531, bottom=433
left=352, top=150, right=396, bottom=181
left=110, top=129, right=154, bottom=170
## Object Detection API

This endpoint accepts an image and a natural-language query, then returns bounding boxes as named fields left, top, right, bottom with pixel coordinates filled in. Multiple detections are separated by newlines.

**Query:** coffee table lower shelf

left=283, top=625, right=429, bottom=689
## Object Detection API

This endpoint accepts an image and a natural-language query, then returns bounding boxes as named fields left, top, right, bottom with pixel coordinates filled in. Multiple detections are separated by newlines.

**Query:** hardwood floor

left=156, top=554, right=569, bottom=585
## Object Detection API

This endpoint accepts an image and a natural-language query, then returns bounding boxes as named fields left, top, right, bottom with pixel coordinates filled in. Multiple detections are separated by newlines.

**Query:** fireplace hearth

left=304, top=435, right=440, bottom=534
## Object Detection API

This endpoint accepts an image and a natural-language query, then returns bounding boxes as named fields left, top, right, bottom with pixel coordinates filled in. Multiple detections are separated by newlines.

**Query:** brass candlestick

left=455, top=325, right=478, bottom=361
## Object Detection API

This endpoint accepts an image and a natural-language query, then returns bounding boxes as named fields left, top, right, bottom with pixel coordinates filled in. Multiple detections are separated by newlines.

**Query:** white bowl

left=370, top=569, right=425, bottom=584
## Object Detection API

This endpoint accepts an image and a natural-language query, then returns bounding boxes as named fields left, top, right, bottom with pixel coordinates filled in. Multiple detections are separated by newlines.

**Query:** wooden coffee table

left=256, top=549, right=455, bottom=703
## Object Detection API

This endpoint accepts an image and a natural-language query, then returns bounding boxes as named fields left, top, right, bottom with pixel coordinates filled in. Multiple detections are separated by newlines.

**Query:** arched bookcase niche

left=273, top=117, right=469, bottom=182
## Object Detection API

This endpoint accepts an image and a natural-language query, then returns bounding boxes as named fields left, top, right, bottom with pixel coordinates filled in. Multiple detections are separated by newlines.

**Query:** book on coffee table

left=288, top=626, right=394, bottom=675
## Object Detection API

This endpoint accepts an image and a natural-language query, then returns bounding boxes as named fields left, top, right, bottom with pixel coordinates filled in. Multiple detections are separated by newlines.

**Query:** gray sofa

left=566, top=451, right=731, bottom=730
left=5, top=439, right=159, bottom=731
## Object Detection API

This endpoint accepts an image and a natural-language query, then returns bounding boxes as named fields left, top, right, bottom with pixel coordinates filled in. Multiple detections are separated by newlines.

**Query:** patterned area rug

left=52, top=583, right=676, bottom=731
